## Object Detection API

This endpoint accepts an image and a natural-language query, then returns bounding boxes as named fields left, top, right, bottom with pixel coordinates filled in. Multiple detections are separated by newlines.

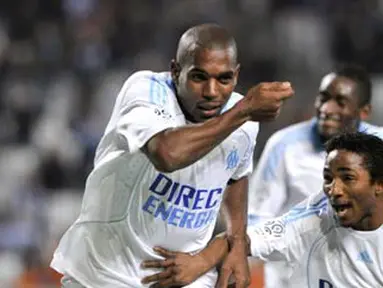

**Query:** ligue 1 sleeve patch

left=254, top=219, right=285, bottom=238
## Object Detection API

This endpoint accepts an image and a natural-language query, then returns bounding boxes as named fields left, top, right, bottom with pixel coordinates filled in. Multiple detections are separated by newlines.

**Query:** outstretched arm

left=142, top=82, right=293, bottom=172
left=142, top=102, right=251, bottom=172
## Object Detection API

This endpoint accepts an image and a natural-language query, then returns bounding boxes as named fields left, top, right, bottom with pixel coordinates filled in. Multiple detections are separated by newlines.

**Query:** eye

left=336, top=98, right=347, bottom=108
left=217, top=75, right=233, bottom=85
left=341, top=174, right=356, bottom=182
left=190, top=73, right=207, bottom=82
left=317, top=93, right=329, bottom=103
left=323, top=173, right=333, bottom=184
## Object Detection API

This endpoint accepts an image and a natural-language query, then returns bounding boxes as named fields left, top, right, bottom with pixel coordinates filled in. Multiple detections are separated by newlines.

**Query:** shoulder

left=269, top=120, right=314, bottom=146
left=121, top=70, right=157, bottom=89
left=359, top=122, right=383, bottom=139
left=263, top=120, right=315, bottom=154
left=118, top=71, right=175, bottom=105
left=282, top=191, right=334, bottom=230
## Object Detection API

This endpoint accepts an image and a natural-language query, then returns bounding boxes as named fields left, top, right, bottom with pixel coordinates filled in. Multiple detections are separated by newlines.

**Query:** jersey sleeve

left=248, top=133, right=288, bottom=221
left=114, top=73, right=177, bottom=153
left=247, top=192, right=329, bottom=263
left=231, top=122, right=259, bottom=180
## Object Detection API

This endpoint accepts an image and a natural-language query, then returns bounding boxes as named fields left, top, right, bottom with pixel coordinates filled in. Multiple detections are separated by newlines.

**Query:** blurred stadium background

left=0, top=0, right=382, bottom=287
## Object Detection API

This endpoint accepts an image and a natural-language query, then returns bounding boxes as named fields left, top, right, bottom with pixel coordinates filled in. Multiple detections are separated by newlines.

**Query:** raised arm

left=142, top=101, right=251, bottom=172
left=142, top=82, right=293, bottom=172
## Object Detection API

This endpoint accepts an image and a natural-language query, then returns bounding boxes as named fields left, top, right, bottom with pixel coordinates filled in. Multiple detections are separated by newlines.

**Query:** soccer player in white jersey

left=247, top=64, right=383, bottom=287
left=141, top=132, right=383, bottom=288
left=50, top=23, right=294, bottom=288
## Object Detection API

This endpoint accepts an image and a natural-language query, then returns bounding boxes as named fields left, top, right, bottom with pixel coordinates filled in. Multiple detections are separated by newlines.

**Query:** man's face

left=323, top=149, right=379, bottom=230
left=315, top=74, right=364, bottom=140
left=171, top=47, right=239, bottom=123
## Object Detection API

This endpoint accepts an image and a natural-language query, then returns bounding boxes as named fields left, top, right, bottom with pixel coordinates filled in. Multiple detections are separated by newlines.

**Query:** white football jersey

left=248, top=192, right=383, bottom=288
left=50, top=71, right=259, bottom=288
left=248, top=119, right=383, bottom=288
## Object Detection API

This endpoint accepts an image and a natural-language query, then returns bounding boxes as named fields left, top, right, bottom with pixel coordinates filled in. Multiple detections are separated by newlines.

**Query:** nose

left=324, top=178, right=343, bottom=199
left=203, top=79, right=220, bottom=100
left=319, top=99, right=340, bottom=115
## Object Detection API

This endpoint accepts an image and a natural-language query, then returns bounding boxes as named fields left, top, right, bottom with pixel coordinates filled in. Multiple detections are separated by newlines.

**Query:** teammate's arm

left=247, top=193, right=326, bottom=263
left=143, top=82, right=293, bottom=172
left=140, top=194, right=324, bottom=287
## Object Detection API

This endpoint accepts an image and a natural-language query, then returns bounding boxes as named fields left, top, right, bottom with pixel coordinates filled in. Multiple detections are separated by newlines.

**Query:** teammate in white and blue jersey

left=247, top=64, right=383, bottom=287
left=142, top=132, right=383, bottom=288
left=50, top=24, right=293, bottom=288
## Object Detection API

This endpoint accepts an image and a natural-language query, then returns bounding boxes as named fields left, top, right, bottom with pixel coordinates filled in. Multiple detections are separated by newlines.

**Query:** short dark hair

left=325, top=132, right=383, bottom=183
left=176, top=24, right=237, bottom=66
left=334, top=64, right=372, bottom=106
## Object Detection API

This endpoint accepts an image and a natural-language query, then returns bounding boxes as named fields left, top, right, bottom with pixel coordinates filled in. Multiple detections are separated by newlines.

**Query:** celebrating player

left=142, top=132, right=383, bottom=288
left=248, top=64, right=383, bottom=287
left=50, top=23, right=293, bottom=288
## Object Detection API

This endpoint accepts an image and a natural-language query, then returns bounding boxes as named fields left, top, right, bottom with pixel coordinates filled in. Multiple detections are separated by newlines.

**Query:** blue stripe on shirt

left=358, top=121, right=383, bottom=139
left=149, top=76, right=155, bottom=104
left=248, top=195, right=328, bottom=226
left=262, top=120, right=316, bottom=182
left=150, top=75, right=169, bottom=106
left=283, top=195, right=328, bottom=224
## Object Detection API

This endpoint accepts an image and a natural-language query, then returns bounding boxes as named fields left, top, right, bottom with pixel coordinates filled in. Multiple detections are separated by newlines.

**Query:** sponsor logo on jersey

left=142, top=173, right=223, bottom=229
left=319, top=279, right=333, bottom=288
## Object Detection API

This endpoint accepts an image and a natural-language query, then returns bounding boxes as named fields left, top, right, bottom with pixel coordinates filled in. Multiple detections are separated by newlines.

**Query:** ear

left=375, top=181, right=383, bottom=198
left=233, top=64, right=240, bottom=86
left=170, top=59, right=181, bottom=85
left=359, top=103, right=371, bottom=121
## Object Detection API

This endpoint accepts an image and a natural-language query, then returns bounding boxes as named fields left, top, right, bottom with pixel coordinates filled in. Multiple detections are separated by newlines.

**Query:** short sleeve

left=248, top=192, right=329, bottom=262
left=114, top=73, right=177, bottom=153
left=231, top=122, right=259, bottom=180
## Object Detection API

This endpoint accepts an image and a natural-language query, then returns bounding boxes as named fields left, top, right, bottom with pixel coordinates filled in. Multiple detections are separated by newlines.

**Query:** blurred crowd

left=0, top=0, right=383, bottom=287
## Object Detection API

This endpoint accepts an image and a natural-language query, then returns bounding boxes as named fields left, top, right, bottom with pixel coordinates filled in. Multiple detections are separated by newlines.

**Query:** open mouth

left=332, top=203, right=353, bottom=217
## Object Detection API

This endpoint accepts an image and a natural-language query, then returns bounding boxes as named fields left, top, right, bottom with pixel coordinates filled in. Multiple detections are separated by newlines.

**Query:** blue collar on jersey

left=311, top=117, right=364, bottom=152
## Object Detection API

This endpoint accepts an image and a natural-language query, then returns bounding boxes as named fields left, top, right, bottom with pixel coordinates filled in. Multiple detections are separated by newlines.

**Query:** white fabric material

left=51, top=70, right=259, bottom=288
left=249, top=119, right=383, bottom=288
left=248, top=119, right=383, bottom=288
left=248, top=192, right=383, bottom=288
